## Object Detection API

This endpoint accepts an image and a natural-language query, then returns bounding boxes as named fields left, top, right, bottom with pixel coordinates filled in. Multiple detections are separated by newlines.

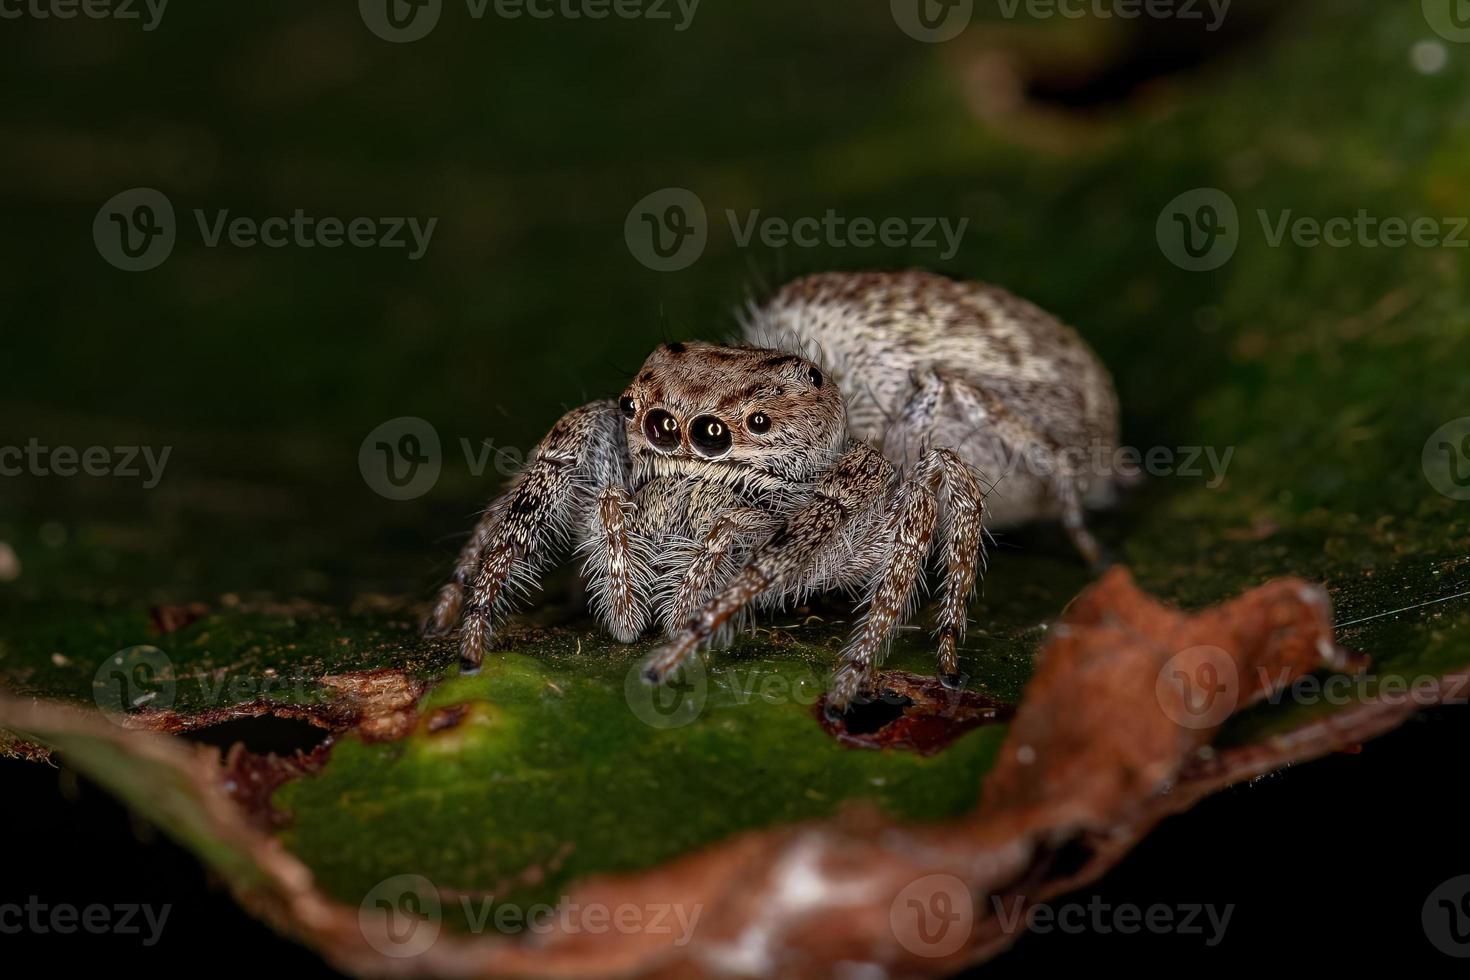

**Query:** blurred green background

left=2, top=0, right=1465, bottom=628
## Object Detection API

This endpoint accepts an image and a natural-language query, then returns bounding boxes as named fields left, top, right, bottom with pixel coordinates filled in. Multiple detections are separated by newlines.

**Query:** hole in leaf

left=180, top=715, right=332, bottom=757
left=817, top=672, right=1015, bottom=756
left=838, top=691, right=914, bottom=735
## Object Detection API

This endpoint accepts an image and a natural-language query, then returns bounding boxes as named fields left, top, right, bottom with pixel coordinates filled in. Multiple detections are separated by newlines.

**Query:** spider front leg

left=828, top=447, right=986, bottom=713
left=661, top=507, right=778, bottom=638
left=424, top=400, right=629, bottom=668
left=641, top=444, right=892, bottom=683
left=579, top=486, right=654, bottom=643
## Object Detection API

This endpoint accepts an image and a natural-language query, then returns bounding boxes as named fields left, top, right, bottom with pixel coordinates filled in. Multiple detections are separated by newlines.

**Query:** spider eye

left=619, top=395, right=637, bottom=418
left=689, top=415, right=733, bottom=457
left=746, top=412, right=771, bottom=434
left=643, top=409, right=680, bottom=450
left=807, top=367, right=823, bottom=388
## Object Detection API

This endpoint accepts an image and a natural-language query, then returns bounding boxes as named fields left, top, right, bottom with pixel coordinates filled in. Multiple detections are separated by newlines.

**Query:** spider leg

left=662, top=507, right=778, bottom=638
left=886, top=368, right=1105, bottom=571
left=828, top=447, right=986, bottom=712
left=944, top=381, right=1107, bottom=570
left=579, top=485, right=654, bottom=643
left=424, top=400, right=629, bottom=668
left=829, top=463, right=938, bottom=711
left=641, top=443, right=891, bottom=683
left=930, top=450, right=986, bottom=683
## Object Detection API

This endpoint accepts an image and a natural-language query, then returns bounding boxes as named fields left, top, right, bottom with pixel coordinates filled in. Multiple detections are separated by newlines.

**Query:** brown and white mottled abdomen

left=745, top=270, right=1122, bottom=528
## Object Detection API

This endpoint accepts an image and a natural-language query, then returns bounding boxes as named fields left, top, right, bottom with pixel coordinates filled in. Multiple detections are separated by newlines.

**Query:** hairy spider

left=425, top=270, right=1121, bottom=710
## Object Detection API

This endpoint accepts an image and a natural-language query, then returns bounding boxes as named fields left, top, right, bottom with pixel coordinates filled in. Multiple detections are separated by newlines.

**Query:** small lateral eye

left=807, top=367, right=823, bottom=388
left=619, top=395, right=637, bottom=418
left=746, top=412, right=771, bottom=433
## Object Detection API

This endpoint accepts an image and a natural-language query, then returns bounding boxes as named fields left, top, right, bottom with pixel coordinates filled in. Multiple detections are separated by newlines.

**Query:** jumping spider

left=426, top=270, right=1121, bottom=710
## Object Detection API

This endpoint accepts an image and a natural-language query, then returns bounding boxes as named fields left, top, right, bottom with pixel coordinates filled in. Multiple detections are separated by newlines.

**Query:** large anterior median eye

left=689, top=415, right=733, bottom=457
left=643, top=409, right=680, bottom=450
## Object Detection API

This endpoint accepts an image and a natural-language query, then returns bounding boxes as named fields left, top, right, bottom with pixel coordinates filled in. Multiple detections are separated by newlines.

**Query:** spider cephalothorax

left=426, top=270, right=1121, bottom=709
left=620, top=341, right=847, bottom=489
